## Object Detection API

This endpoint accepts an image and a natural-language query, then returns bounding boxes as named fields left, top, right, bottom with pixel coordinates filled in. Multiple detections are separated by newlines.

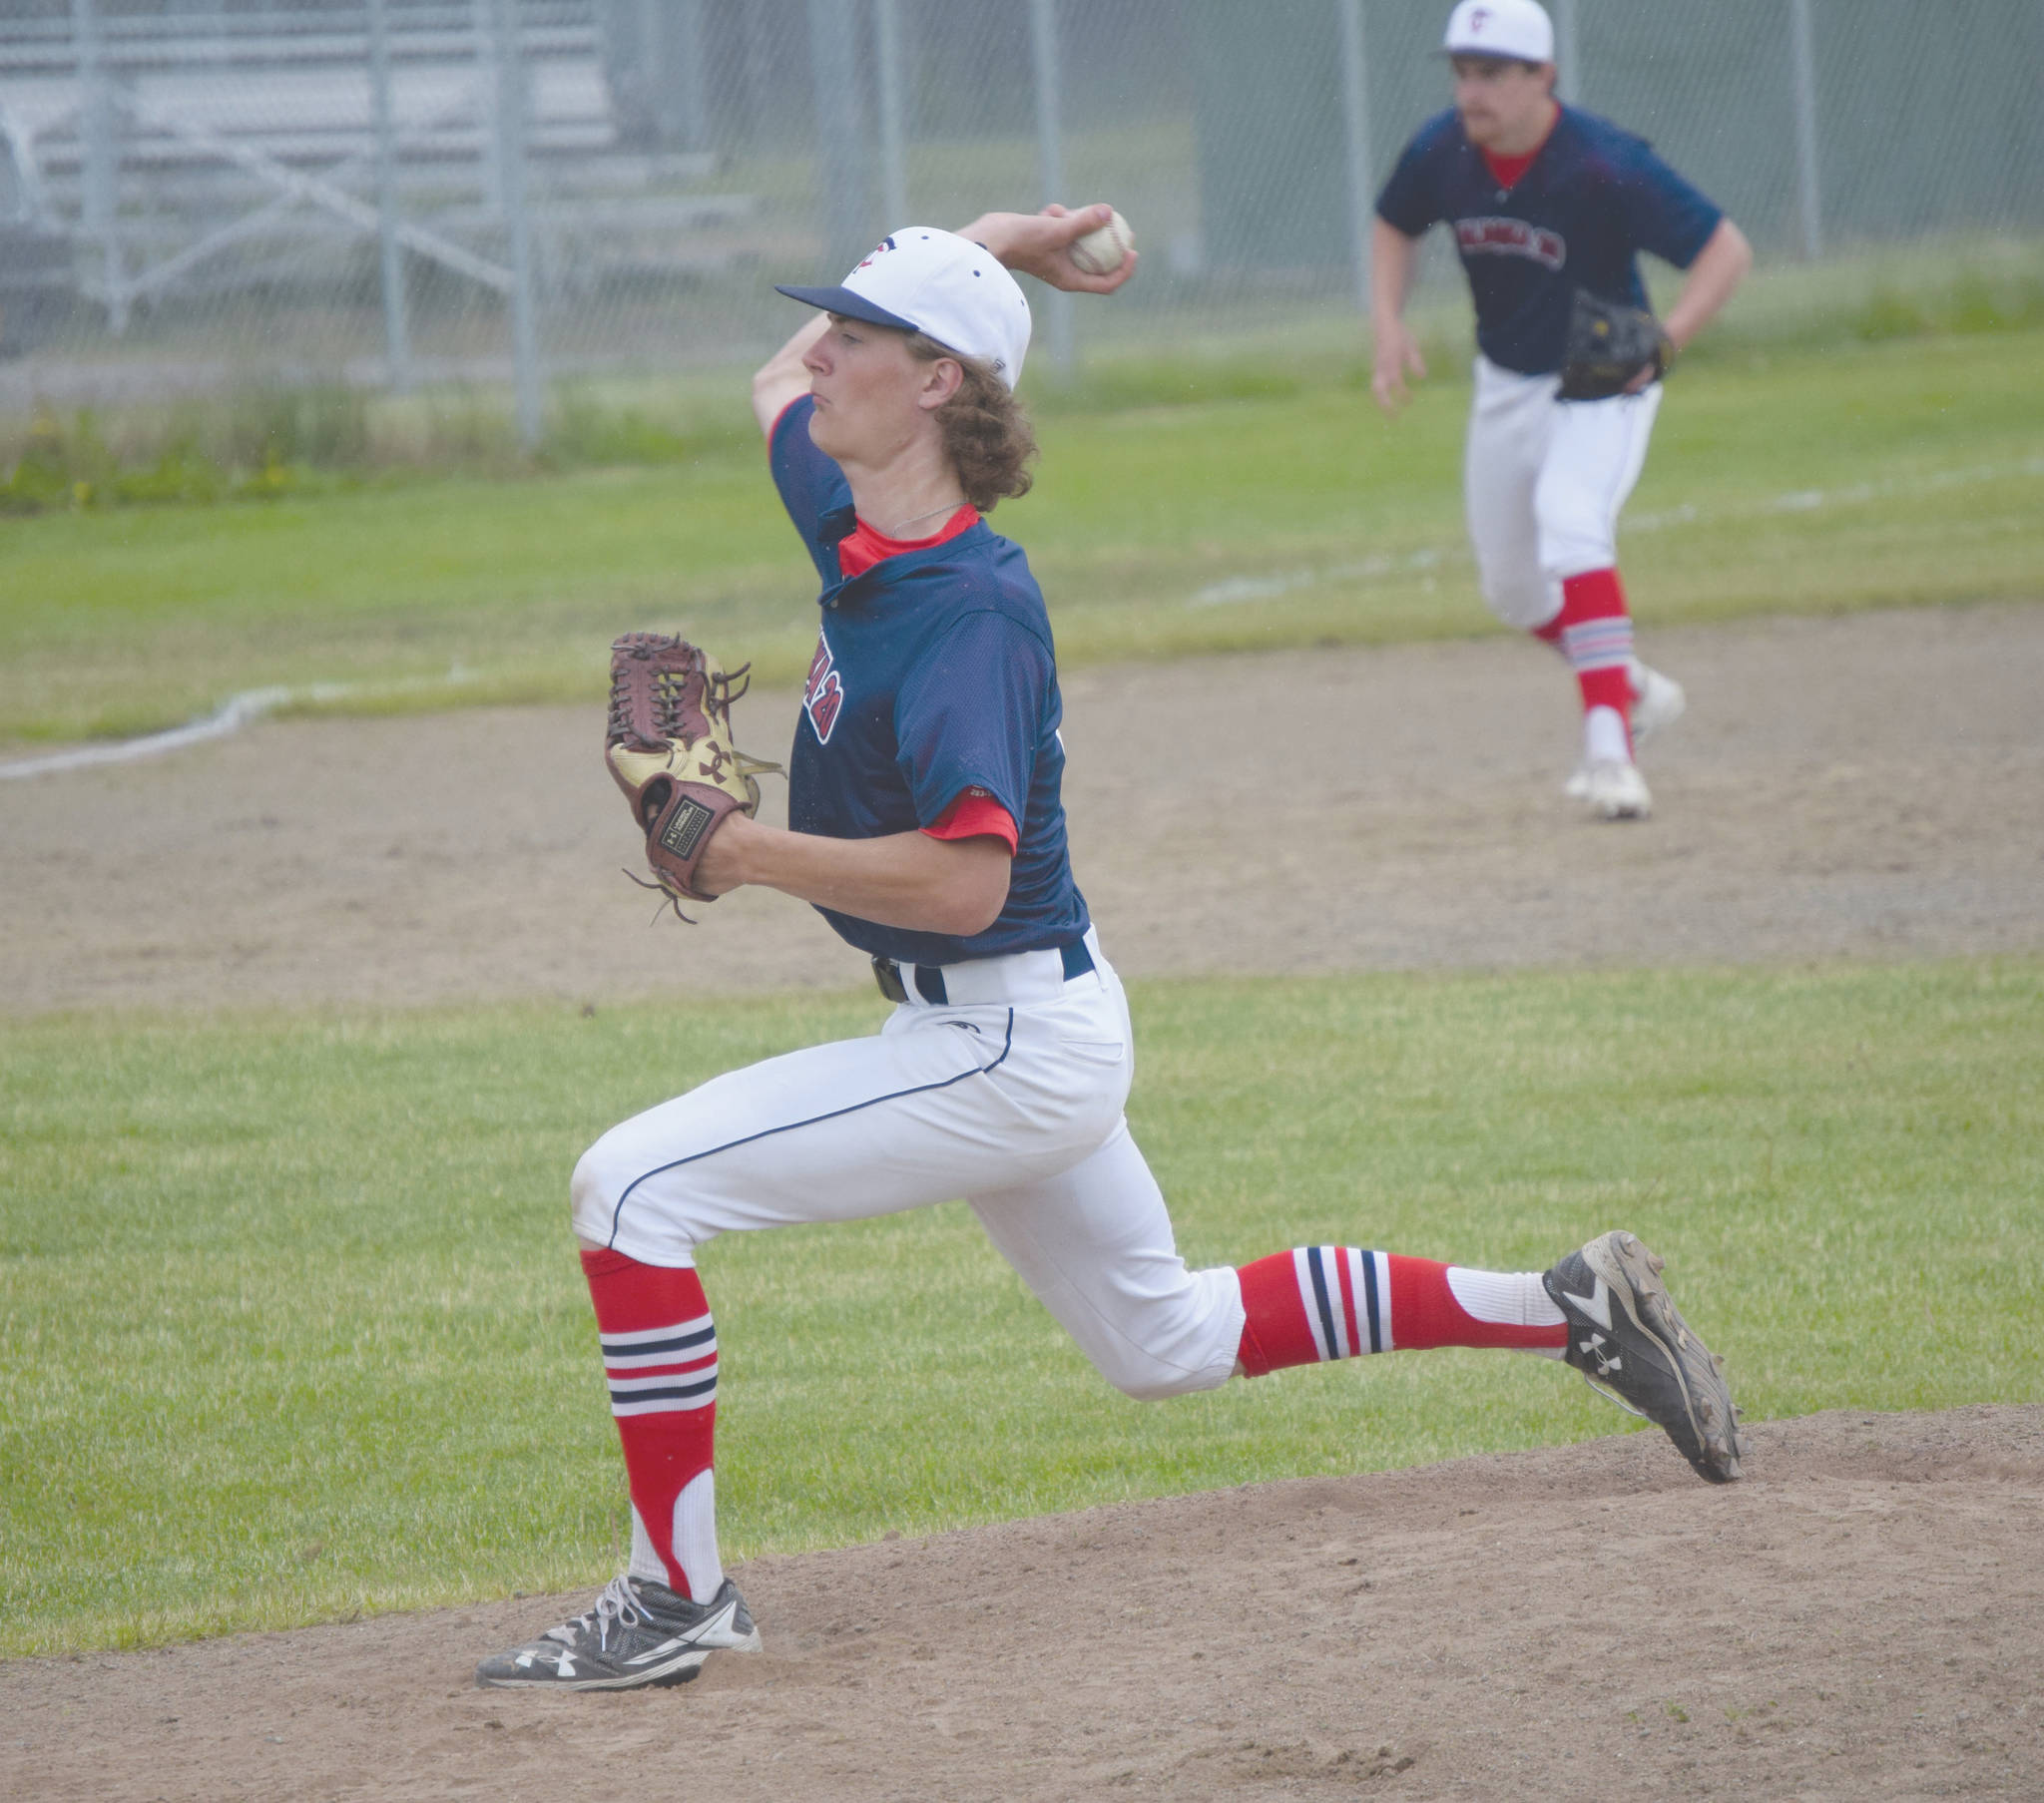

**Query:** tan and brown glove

left=605, top=633, right=780, bottom=919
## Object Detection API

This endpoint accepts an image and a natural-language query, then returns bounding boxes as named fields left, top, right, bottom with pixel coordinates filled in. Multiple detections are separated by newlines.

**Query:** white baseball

left=1068, top=210, right=1135, bottom=276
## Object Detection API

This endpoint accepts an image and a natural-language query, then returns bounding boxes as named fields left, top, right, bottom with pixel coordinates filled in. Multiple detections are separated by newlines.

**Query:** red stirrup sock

left=1541, top=569, right=1637, bottom=745
left=580, top=1248, right=721, bottom=1598
left=1236, top=1248, right=1568, bottom=1375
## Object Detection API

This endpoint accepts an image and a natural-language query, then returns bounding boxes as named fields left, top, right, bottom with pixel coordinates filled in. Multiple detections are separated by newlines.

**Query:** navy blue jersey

left=1375, top=104, right=1722, bottom=376
left=767, top=396, right=1091, bottom=966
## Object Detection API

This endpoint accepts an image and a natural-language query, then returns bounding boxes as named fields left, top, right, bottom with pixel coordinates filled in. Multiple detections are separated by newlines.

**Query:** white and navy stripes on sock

left=601, top=1313, right=718, bottom=1418
left=1291, top=1245, right=1395, bottom=1360
left=1236, top=1246, right=1568, bottom=1375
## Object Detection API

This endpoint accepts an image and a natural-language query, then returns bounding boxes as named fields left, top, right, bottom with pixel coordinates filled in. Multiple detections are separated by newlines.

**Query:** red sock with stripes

left=1536, top=568, right=1636, bottom=745
left=581, top=1248, right=721, bottom=1598
left=1235, top=1247, right=1567, bottom=1375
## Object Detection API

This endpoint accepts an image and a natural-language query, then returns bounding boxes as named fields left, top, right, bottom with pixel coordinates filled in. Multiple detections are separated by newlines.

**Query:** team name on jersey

left=804, top=632, right=845, bottom=742
left=1455, top=216, right=1567, bottom=269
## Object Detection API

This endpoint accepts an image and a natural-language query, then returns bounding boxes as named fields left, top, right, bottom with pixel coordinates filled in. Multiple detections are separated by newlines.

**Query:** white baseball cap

left=776, top=227, right=1033, bottom=389
left=1441, top=0, right=1555, bottom=63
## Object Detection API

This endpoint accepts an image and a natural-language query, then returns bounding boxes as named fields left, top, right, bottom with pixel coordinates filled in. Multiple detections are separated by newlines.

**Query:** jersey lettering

left=804, top=634, right=845, bottom=742
left=1455, top=216, right=1567, bottom=269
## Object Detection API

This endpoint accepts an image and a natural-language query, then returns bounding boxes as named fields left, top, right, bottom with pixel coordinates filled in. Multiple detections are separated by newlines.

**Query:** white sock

left=672, top=1469, right=724, bottom=1601
left=1446, top=1266, right=1567, bottom=1327
left=1446, top=1267, right=1569, bottom=1360
left=628, top=1475, right=723, bottom=1597
left=627, top=1504, right=667, bottom=1586
left=1583, top=703, right=1631, bottom=765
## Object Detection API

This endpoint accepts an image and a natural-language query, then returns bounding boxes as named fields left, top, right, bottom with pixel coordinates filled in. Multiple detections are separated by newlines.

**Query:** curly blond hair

left=904, top=332, right=1038, bottom=514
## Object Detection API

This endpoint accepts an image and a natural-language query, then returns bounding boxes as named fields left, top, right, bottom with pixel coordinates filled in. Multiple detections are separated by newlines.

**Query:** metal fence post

left=638, top=0, right=709, bottom=153
left=1336, top=0, right=1374, bottom=311
left=492, top=0, right=544, bottom=449
left=630, top=0, right=665, bottom=143
left=874, top=0, right=910, bottom=230
left=368, top=0, right=414, bottom=393
left=1789, top=0, right=1823, bottom=259
left=474, top=0, right=505, bottom=215
left=74, top=0, right=127, bottom=332
left=675, top=0, right=709, bottom=154
left=1030, top=0, right=1075, bottom=374
left=1553, top=0, right=1580, bottom=100
left=806, top=0, right=871, bottom=274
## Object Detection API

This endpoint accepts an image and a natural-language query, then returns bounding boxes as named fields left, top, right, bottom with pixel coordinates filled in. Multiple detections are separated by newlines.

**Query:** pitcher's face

left=801, top=315, right=936, bottom=467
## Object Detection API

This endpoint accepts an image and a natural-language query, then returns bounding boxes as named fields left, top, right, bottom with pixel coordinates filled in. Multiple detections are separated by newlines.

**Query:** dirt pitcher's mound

left=7, top=1406, right=2040, bottom=1802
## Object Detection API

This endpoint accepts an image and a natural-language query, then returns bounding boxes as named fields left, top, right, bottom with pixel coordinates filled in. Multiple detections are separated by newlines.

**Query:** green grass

left=4, top=959, right=2040, bottom=1656
left=2, top=317, right=2041, bottom=745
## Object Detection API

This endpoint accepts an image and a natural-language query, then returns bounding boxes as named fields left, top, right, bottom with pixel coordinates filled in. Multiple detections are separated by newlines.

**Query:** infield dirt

left=5, top=603, right=2043, bottom=1013
left=4, top=603, right=2041, bottom=1799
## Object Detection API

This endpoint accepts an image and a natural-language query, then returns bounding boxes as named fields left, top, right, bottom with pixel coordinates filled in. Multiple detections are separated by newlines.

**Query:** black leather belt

left=872, top=937, right=1094, bottom=1006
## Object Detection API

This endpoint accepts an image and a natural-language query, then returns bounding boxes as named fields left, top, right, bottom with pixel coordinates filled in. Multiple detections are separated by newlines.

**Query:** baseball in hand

left=1068, top=210, right=1135, bottom=276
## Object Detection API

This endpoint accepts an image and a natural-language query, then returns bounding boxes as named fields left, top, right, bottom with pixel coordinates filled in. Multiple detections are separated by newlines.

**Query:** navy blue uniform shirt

left=767, top=395, right=1091, bottom=967
left=1375, top=104, right=1722, bottom=376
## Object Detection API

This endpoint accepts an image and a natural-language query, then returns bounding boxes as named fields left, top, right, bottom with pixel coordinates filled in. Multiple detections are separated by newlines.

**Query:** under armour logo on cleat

left=1578, top=1330, right=1623, bottom=1378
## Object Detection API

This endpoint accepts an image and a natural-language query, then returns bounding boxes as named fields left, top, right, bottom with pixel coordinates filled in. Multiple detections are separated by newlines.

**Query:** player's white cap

left=1440, top=0, right=1555, bottom=63
left=776, top=227, right=1032, bottom=389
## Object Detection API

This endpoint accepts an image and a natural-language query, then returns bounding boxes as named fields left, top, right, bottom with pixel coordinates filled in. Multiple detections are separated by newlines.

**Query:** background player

left=1371, top=0, right=1752, bottom=819
left=476, top=204, right=1743, bottom=1692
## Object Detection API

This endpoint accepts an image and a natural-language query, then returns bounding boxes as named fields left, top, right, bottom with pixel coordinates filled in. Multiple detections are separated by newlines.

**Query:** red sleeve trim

left=920, top=786, right=1019, bottom=855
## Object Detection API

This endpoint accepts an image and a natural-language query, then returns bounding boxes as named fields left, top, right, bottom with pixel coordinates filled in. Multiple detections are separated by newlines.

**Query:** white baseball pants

left=1463, top=354, right=1663, bottom=632
left=570, top=930, right=1246, bottom=1403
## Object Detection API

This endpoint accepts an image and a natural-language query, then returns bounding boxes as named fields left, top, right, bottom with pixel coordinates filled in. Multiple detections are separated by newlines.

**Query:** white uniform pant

left=1464, top=354, right=1662, bottom=633
left=570, top=933, right=1245, bottom=1403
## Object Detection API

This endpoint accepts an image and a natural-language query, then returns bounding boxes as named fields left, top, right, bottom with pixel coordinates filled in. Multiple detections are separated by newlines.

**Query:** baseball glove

left=605, top=632, right=780, bottom=920
left=1558, top=289, right=1677, bottom=401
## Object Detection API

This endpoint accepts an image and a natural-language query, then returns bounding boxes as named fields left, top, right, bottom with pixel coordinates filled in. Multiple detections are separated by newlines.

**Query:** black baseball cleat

left=1543, top=1229, right=1746, bottom=1484
left=476, top=1574, right=763, bottom=1690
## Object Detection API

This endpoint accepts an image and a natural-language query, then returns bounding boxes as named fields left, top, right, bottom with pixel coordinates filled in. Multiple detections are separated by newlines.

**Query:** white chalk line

left=1185, top=454, right=2044, bottom=608
left=0, top=667, right=478, bottom=781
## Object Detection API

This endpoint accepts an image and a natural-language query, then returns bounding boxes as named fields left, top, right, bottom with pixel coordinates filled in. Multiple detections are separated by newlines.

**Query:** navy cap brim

left=773, top=283, right=919, bottom=332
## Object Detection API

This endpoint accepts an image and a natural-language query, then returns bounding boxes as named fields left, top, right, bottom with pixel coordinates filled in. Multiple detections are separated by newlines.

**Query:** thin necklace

left=881, top=498, right=967, bottom=538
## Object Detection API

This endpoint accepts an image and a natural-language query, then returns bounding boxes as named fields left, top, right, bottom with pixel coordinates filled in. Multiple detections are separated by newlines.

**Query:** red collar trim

left=1479, top=106, right=1559, bottom=191
left=835, top=504, right=980, bottom=581
left=853, top=504, right=979, bottom=556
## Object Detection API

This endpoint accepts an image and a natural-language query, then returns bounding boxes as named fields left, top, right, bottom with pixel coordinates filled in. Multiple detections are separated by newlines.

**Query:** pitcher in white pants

left=476, top=194, right=1747, bottom=1697
left=1370, top=0, right=1751, bottom=818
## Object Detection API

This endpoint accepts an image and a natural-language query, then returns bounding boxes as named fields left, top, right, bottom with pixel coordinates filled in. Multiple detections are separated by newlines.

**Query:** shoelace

left=542, top=1575, right=645, bottom=1652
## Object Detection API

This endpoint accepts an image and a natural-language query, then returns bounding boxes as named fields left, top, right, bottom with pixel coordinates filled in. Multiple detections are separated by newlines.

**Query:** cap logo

left=1469, top=7, right=1491, bottom=30
left=854, top=235, right=898, bottom=270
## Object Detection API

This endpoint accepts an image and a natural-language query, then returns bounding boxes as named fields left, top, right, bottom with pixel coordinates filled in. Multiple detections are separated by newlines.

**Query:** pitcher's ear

left=917, top=356, right=965, bottom=411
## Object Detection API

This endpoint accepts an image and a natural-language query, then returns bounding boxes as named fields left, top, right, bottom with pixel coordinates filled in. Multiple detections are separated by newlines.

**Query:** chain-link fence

left=3, top=0, right=2041, bottom=439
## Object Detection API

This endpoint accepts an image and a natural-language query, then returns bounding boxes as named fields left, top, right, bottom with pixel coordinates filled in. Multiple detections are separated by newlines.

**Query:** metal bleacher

left=0, top=1, right=753, bottom=358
